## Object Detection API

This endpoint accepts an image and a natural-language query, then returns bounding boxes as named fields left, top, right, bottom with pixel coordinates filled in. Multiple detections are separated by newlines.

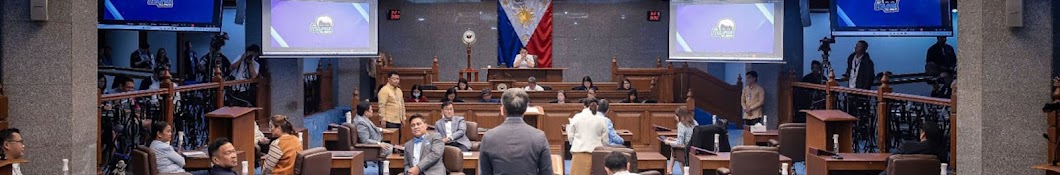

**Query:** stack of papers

left=182, top=151, right=208, bottom=158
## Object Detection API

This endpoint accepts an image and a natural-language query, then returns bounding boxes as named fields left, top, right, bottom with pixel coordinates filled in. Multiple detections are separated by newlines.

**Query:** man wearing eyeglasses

left=0, top=128, right=24, bottom=175
left=435, top=101, right=471, bottom=151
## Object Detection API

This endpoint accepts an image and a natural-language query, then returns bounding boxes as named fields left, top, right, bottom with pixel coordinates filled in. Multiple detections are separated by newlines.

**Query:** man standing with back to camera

left=479, top=88, right=553, bottom=175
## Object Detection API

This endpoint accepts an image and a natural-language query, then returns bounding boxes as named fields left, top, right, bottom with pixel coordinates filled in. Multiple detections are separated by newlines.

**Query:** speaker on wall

left=30, top=0, right=47, bottom=21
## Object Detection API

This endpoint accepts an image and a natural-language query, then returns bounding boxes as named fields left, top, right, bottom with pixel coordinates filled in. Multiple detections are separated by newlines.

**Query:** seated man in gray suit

left=403, top=114, right=445, bottom=175
left=353, top=101, right=394, bottom=158
left=435, top=101, right=472, bottom=151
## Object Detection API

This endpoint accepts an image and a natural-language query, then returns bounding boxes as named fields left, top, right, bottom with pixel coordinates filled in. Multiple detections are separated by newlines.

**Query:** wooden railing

left=672, top=63, right=744, bottom=125
left=97, top=67, right=267, bottom=173
left=374, top=53, right=440, bottom=89
left=304, top=62, right=334, bottom=115
left=779, top=70, right=956, bottom=169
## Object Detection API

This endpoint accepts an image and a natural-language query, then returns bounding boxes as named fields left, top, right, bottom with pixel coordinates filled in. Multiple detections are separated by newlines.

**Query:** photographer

left=198, top=33, right=232, bottom=81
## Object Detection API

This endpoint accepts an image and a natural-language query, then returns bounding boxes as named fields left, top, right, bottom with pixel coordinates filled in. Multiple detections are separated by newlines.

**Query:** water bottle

left=781, top=163, right=789, bottom=175
left=177, top=131, right=185, bottom=151
left=241, top=161, right=249, bottom=175
left=713, top=134, right=721, bottom=152
left=683, top=166, right=689, bottom=175
left=62, top=159, right=69, bottom=175
left=298, top=132, right=304, bottom=143
left=762, top=115, right=768, bottom=127
left=345, top=111, right=353, bottom=124
left=832, top=134, right=840, bottom=152
left=383, top=161, right=391, bottom=174
left=712, top=115, right=717, bottom=125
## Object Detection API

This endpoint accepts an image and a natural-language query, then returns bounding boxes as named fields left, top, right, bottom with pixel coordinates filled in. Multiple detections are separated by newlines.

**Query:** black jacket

left=845, top=53, right=876, bottom=89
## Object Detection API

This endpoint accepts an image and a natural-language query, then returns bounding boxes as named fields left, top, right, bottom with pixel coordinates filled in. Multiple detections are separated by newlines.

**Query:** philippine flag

left=498, top=0, right=553, bottom=68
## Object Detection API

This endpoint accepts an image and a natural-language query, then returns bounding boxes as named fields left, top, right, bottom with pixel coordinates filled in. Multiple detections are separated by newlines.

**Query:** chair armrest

left=327, top=123, right=341, bottom=130
left=716, top=167, right=731, bottom=175
left=355, top=144, right=384, bottom=148
left=767, top=139, right=780, bottom=147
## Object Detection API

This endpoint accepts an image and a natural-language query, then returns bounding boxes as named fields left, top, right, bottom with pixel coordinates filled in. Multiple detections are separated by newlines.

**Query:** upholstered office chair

left=131, top=146, right=157, bottom=175
left=590, top=146, right=638, bottom=175
left=466, top=121, right=481, bottom=151
left=442, top=146, right=465, bottom=175
left=768, top=123, right=807, bottom=164
left=294, top=147, right=332, bottom=175
left=885, top=154, right=940, bottom=175
left=717, top=146, right=781, bottom=175
left=673, top=120, right=731, bottom=170
left=341, top=123, right=386, bottom=174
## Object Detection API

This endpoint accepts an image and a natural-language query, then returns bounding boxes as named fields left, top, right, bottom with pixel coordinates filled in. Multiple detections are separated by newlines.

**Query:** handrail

left=781, top=69, right=957, bottom=170
left=97, top=66, right=268, bottom=173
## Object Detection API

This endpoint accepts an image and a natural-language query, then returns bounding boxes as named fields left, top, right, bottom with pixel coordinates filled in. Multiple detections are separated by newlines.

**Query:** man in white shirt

left=0, top=128, right=24, bottom=175
left=513, top=47, right=536, bottom=68
left=568, top=98, right=609, bottom=175
left=434, top=101, right=472, bottom=151
left=523, top=77, right=544, bottom=91
left=844, top=40, right=875, bottom=90
left=604, top=152, right=638, bottom=175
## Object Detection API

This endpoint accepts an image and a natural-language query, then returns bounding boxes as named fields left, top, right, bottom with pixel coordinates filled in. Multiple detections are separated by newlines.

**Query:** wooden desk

left=1034, top=163, right=1060, bottom=175
left=803, top=110, right=858, bottom=154
left=324, top=128, right=398, bottom=149
left=330, top=151, right=365, bottom=175
left=185, top=151, right=246, bottom=170
left=485, top=68, right=565, bottom=82
left=562, top=129, right=635, bottom=159
left=656, top=130, right=679, bottom=159
left=206, top=107, right=260, bottom=169
left=562, top=129, right=634, bottom=141
left=262, top=127, right=310, bottom=149
left=637, top=152, right=669, bottom=174
left=742, top=128, right=779, bottom=146
left=687, top=153, right=792, bottom=175
left=387, top=152, right=480, bottom=175
left=806, top=153, right=889, bottom=175
left=0, top=159, right=26, bottom=175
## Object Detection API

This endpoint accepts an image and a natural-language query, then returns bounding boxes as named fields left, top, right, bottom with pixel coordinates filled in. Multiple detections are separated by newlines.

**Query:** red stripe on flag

left=526, top=2, right=553, bottom=68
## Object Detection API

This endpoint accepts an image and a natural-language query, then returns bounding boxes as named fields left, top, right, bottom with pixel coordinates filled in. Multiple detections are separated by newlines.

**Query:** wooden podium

left=802, top=110, right=858, bottom=154
left=206, top=107, right=260, bottom=169
left=485, top=68, right=566, bottom=82
left=0, top=159, right=25, bottom=175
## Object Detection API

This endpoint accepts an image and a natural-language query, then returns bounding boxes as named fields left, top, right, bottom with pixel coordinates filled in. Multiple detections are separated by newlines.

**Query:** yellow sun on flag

left=516, top=7, right=535, bottom=28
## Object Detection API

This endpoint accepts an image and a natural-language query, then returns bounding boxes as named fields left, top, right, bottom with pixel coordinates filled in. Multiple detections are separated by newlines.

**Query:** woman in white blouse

left=513, top=47, right=536, bottom=68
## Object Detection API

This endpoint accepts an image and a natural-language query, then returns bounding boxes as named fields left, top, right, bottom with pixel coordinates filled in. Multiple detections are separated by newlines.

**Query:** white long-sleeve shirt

left=568, top=108, right=609, bottom=153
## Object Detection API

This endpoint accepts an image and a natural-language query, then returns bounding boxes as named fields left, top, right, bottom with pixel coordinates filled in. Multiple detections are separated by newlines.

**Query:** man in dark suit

left=130, top=41, right=154, bottom=69
left=435, top=101, right=472, bottom=151
left=844, top=40, right=876, bottom=90
left=403, top=114, right=445, bottom=175
left=480, top=88, right=553, bottom=175
left=925, top=36, right=957, bottom=73
left=880, top=121, right=947, bottom=175
left=802, top=60, right=826, bottom=84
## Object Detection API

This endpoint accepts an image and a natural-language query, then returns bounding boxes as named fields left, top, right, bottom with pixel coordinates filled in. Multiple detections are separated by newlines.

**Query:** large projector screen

left=262, top=0, right=378, bottom=57
left=669, top=0, right=784, bottom=63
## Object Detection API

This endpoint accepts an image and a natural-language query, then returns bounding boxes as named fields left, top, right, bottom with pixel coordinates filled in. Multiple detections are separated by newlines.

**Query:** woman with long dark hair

left=441, top=87, right=465, bottom=103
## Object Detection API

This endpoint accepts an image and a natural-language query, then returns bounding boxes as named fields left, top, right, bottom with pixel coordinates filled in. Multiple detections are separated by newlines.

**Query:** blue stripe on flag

left=497, top=1, right=524, bottom=67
